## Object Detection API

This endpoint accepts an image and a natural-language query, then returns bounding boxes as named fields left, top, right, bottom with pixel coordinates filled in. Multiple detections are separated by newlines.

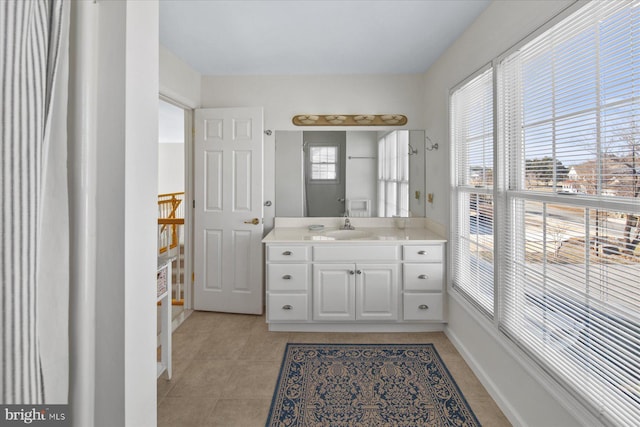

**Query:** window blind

left=377, top=131, right=409, bottom=217
left=451, top=67, right=495, bottom=315
left=499, top=1, right=640, bottom=424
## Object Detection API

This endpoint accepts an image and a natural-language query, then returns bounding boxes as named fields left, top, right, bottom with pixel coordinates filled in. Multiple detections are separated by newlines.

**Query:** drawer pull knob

left=418, top=304, right=429, bottom=310
left=282, top=305, right=293, bottom=310
left=418, top=250, right=427, bottom=255
left=418, top=274, right=429, bottom=279
left=282, top=251, right=292, bottom=255
left=349, top=270, right=355, bottom=275
left=282, top=275, right=292, bottom=280
left=356, top=270, right=362, bottom=274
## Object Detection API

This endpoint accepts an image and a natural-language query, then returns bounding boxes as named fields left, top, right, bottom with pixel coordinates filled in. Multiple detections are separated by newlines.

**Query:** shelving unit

left=157, top=257, right=173, bottom=379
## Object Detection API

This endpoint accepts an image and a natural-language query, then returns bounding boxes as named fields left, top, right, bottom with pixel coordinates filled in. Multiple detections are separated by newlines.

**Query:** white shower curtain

left=1, top=0, right=70, bottom=404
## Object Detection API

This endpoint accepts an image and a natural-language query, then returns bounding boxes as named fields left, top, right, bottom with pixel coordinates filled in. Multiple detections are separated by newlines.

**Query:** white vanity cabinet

left=402, top=245, right=444, bottom=321
left=313, top=263, right=398, bottom=321
left=266, top=245, right=311, bottom=322
left=263, top=226, right=446, bottom=332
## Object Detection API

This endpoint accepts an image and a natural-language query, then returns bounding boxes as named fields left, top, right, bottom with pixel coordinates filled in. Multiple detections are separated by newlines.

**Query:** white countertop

left=262, top=226, right=447, bottom=243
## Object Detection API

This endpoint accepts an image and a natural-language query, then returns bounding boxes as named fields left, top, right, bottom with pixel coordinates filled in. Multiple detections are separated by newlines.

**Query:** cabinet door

left=313, top=264, right=355, bottom=321
left=356, top=264, right=398, bottom=321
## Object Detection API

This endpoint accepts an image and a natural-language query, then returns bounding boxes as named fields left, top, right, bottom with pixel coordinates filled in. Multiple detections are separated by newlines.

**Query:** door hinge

left=192, top=272, right=195, bottom=283
left=192, top=126, right=195, bottom=139
left=193, top=200, right=195, bottom=208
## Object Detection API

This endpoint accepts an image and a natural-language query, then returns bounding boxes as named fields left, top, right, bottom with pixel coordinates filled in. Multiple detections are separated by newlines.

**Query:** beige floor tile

left=468, top=395, right=512, bottom=427
left=173, top=311, right=229, bottom=335
left=158, top=312, right=510, bottom=426
left=157, top=357, right=193, bottom=399
left=157, top=397, right=217, bottom=427
left=171, top=332, right=208, bottom=361
left=193, top=329, right=251, bottom=360
left=237, top=332, right=289, bottom=362
left=222, top=361, right=281, bottom=399
left=206, top=399, right=271, bottom=427
left=168, top=359, right=236, bottom=399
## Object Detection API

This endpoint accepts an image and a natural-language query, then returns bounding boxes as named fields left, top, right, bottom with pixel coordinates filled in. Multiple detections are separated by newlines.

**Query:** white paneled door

left=194, top=107, right=264, bottom=314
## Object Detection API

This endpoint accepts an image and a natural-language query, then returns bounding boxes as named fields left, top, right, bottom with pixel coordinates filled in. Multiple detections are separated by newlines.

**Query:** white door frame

left=159, top=94, right=194, bottom=311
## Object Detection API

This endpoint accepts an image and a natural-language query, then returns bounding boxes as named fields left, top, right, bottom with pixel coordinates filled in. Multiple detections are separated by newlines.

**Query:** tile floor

left=157, top=311, right=511, bottom=427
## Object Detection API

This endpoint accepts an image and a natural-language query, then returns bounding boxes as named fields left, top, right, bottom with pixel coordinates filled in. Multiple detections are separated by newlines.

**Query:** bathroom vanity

left=262, top=218, right=447, bottom=332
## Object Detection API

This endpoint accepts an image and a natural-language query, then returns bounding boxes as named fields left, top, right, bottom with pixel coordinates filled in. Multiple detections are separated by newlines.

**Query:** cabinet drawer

left=313, top=245, right=400, bottom=262
left=403, top=245, right=443, bottom=262
left=403, top=293, right=443, bottom=321
left=403, top=264, right=443, bottom=292
left=268, top=264, right=309, bottom=291
left=267, top=245, right=311, bottom=262
left=268, top=294, right=308, bottom=321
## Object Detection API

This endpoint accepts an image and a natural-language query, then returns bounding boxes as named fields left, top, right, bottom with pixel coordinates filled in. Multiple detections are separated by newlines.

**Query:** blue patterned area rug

left=266, top=343, right=481, bottom=427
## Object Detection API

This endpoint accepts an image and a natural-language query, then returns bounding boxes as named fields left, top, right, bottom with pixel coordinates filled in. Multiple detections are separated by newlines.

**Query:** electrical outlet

left=428, top=193, right=434, bottom=203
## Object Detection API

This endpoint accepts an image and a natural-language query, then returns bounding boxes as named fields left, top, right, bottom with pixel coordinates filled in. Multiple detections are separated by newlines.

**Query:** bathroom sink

left=324, top=229, right=374, bottom=240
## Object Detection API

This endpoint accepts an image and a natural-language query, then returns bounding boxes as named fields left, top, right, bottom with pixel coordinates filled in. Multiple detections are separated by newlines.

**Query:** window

left=451, top=67, right=495, bottom=315
left=498, top=2, right=640, bottom=424
left=309, top=145, right=339, bottom=181
left=451, top=1, right=640, bottom=424
left=378, top=131, right=409, bottom=217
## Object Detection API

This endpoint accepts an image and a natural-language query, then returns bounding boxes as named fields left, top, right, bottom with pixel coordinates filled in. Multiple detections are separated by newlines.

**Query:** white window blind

left=377, top=131, right=409, bottom=217
left=499, top=2, right=640, bottom=424
left=451, top=67, right=495, bottom=315
left=309, top=145, right=338, bottom=181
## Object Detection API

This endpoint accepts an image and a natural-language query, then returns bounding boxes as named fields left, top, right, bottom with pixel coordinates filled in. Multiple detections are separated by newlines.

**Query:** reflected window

left=309, top=145, right=338, bottom=181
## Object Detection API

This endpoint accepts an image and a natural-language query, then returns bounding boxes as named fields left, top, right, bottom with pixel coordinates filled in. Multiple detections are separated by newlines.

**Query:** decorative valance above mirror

left=292, top=114, right=407, bottom=126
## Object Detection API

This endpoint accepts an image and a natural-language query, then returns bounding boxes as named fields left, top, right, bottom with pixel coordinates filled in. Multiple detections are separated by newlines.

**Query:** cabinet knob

left=282, top=305, right=293, bottom=310
left=418, top=304, right=429, bottom=310
left=282, top=251, right=292, bottom=255
left=418, top=274, right=429, bottom=279
left=349, top=270, right=355, bottom=275
left=282, top=275, right=292, bottom=280
left=356, top=270, right=362, bottom=274
left=418, top=250, right=427, bottom=255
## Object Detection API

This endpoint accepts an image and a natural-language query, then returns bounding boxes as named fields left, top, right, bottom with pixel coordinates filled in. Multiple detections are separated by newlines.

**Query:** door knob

left=244, top=218, right=260, bottom=225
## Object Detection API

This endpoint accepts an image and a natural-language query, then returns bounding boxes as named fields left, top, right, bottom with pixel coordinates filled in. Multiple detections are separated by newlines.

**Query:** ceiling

left=159, top=0, right=491, bottom=76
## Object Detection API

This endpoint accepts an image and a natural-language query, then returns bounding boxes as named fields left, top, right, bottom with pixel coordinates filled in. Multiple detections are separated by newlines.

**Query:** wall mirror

left=275, top=130, right=426, bottom=218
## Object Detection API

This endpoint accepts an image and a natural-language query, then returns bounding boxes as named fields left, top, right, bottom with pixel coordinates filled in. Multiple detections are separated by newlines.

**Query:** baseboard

left=445, top=291, right=602, bottom=427
left=445, top=327, right=526, bottom=426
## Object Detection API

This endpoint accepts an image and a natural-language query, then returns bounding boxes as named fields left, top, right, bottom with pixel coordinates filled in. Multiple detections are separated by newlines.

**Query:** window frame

left=450, top=1, right=640, bottom=424
left=450, top=64, right=497, bottom=318
left=306, top=142, right=341, bottom=184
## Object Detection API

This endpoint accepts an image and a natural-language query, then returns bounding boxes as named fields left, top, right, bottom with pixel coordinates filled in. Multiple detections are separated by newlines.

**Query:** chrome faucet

left=342, top=214, right=355, bottom=230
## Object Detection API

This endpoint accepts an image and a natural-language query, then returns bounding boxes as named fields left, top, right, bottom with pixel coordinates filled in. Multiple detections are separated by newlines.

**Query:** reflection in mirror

left=275, top=130, right=426, bottom=218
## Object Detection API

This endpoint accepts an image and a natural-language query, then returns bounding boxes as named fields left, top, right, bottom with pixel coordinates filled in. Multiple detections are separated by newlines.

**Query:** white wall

left=201, top=74, right=426, bottom=130
left=345, top=131, right=378, bottom=216
left=158, top=143, right=184, bottom=194
left=88, top=1, right=159, bottom=426
left=424, top=1, right=602, bottom=425
left=274, top=131, right=304, bottom=217
left=159, top=44, right=201, bottom=108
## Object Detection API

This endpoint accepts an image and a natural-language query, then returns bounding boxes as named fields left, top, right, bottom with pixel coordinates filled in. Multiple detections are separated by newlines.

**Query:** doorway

left=158, top=98, right=192, bottom=326
left=303, top=131, right=346, bottom=217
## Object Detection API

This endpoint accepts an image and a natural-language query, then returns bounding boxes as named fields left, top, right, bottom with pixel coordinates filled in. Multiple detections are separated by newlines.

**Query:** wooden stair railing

left=158, top=192, right=185, bottom=306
